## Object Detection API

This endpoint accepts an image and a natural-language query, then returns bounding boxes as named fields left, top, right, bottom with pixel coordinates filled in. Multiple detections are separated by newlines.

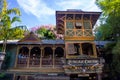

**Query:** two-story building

left=1, top=10, right=104, bottom=80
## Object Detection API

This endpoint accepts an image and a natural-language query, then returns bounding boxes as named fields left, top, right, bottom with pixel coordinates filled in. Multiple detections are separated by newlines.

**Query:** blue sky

left=8, top=0, right=101, bottom=29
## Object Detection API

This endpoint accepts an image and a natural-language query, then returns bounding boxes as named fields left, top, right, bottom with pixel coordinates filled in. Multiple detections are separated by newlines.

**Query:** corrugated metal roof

left=18, top=39, right=64, bottom=44
left=0, top=40, right=113, bottom=45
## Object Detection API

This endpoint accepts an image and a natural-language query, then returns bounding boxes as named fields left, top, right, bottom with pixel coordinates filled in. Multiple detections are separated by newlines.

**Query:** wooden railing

left=16, top=58, right=65, bottom=68
left=17, top=58, right=27, bottom=67
left=29, top=58, right=40, bottom=67
left=55, top=58, right=64, bottom=67
left=42, top=58, right=53, bottom=67
left=66, top=29, right=93, bottom=37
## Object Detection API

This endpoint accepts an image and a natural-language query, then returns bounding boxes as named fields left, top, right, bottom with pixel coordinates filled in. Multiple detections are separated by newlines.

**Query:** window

left=82, top=43, right=94, bottom=55
left=83, top=21, right=91, bottom=29
left=66, top=22, right=74, bottom=29
left=75, top=22, right=82, bottom=29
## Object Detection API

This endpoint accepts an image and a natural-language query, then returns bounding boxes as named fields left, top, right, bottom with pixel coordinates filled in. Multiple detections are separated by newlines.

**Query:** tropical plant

left=0, top=0, right=26, bottom=52
left=96, top=0, right=120, bottom=41
left=31, top=25, right=64, bottom=39
left=96, top=0, right=120, bottom=79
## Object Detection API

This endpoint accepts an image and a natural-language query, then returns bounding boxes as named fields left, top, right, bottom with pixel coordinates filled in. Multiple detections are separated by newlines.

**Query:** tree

left=96, top=0, right=120, bottom=40
left=0, top=0, right=24, bottom=52
left=94, top=23, right=113, bottom=40
left=96, top=0, right=120, bottom=79
left=32, top=25, right=56, bottom=39
left=31, top=25, right=64, bottom=39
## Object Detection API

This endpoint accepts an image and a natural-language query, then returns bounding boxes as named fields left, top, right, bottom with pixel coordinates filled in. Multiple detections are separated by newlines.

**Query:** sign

left=78, top=74, right=89, bottom=77
left=68, top=59, right=99, bottom=65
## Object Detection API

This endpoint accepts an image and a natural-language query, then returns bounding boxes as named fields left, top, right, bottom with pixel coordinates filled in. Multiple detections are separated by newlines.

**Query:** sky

left=8, top=0, right=101, bottom=29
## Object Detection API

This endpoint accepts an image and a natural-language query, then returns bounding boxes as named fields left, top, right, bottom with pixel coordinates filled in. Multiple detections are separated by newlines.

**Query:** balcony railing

left=16, top=58, right=65, bottom=68
left=29, top=58, right=40, bottom=67
left=66, top=29, right=93, bottom=37
left=17, top=58, right=27, bottom=67
left=42, top=58, right=53, bottom=67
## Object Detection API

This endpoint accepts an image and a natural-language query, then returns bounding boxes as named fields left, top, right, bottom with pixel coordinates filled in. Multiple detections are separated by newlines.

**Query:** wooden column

left=90, top=14, right=93, bottom=29
left=92, top=43, right=97, bottom=58
left=52, top=47, right=55, bottom=68
left=63, top=48, right=65, bottom=57
left=13, top=73, right=15, bottom=80
left=65, top=14, right=67, bottom=36
left=97, top=73, right=102, bottom=80
left=40, top=47, right=43, bottom=67
left=81, top=14, right=84, bottom=36
left=27, top=46, right=31, bottom=68
left=14, top=46, right=19, bottom=68
left=79, top=43, right=83, bottom=55
left=25, top=76, right=27, bottom=80
left=65, top=43, right=68, bottom=58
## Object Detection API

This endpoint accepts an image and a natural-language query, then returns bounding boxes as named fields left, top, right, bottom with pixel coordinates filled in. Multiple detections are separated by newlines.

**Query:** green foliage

left=95, top=0, right=120, bottom=41
left=36, top=27, right=56, bottom=39
left=0, top=73, right=12, bottom=80
left=96, top=0, right=120, bottom=79
left=112, top=42, right=120, bottom=54
left=36, top=27, right=47, bottom=38
left=96, top=0, right=120, bottom=16
left=0, top=0, right=25, bottom=52
left=95, top=24, right=113, bottom=40
left=0, top=73, right=5, bottom=78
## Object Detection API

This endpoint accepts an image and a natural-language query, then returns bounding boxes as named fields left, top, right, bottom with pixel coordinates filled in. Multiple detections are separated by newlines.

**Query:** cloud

left=83, top=0, right=101, bottom=11
left=55, top=0, right=82, bottom=9
left=55, top=0, right=100, bottom=11
left=17, top=0, right=55, bottom=19
left=16, top=0, right=101, bottom=26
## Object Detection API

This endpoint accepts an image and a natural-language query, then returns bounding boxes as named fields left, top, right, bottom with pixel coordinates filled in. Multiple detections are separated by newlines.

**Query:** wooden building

left=2, top=10, right=104, bottom=80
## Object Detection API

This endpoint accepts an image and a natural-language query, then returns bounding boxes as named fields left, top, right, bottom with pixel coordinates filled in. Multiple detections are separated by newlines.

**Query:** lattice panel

left=66, top=22, right=74, bottom=29
left=76, top=29, right=83, bottom=36
left=66, top=30, right=74, bottom=36
left=84, top=30, right=93, bottom=36
left=83, top=21, right=91, bottom=29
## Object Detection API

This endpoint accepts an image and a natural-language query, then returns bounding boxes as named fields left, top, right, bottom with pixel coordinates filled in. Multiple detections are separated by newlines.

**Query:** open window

left=75, top=21, right=82, bottom=29
left=82, top=43, right=94, bottom=55
left=67, top=43, right=80, bottom=55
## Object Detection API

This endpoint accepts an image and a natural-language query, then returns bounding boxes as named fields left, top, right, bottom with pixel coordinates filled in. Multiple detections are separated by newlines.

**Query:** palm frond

left=2, top=0, right=7, bottom=11
left=11, top=16, right=21, bottom=23
left=7, top=8, right=21, bottom=16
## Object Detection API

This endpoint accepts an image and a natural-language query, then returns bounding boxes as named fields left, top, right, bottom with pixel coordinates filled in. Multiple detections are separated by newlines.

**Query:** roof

left=18, top=32, right=41, bottom=43
left=17, top=32, right=65, bottom=44
left=0, top=40, right=113, bottom=45
left=56, top=10, right=101, bottom=34
left=0, top=40, right=18, bottom=44
left=18, top=39, right=65, bottom=44
left=56, top=10, right=101, bottom=15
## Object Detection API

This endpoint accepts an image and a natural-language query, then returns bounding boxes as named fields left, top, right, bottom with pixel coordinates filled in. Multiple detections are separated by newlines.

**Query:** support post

left=79, top=43, right=83, bottom=55
left=27, top=46, right=31, bottom=68
left=52, top=46, right=55, bottom=68
left=97, top=73, right=102, bottom=80
left=92, top=43, right=97, bottom=57
left=40, top=47, right=43, bottom=67
left=14, top=46, right=19, bottom=68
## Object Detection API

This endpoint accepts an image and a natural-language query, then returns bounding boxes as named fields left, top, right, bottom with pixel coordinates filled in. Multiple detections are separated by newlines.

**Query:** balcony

left=66, top=29, right=93, bottom=37
left=65, top=29, right=94, bottom=40
left=16, top=58, right=65, bottom=68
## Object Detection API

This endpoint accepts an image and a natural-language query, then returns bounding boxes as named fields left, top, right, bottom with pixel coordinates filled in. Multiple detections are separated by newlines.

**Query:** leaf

left=7, top=8, right=21, bottom=16
left=11, top=16, right=21, bottom=23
